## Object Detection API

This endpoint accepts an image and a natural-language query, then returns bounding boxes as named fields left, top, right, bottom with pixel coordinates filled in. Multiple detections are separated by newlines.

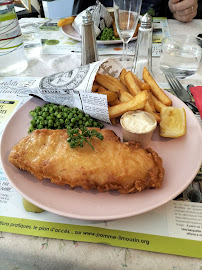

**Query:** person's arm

left=168, top=0, right=198, bottom=22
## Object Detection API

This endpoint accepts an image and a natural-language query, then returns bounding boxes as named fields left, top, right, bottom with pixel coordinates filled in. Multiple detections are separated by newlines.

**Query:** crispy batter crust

left=9, top=129, right=164, bottom=194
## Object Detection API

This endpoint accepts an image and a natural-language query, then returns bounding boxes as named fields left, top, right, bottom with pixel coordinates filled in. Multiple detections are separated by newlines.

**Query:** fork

left=164, top=73, right=199, bottom=112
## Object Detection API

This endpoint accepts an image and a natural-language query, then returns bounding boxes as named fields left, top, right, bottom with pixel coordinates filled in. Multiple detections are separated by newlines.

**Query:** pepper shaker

left=81, top=11, right=98, bottom=65
left=132, top=13, right=153, bottom=79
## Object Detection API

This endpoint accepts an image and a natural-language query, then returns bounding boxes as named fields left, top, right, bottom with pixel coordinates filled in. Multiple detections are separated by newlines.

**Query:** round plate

left=61, top=24, right=137, bottom=45
left=1, top=93, right=202, bottom=221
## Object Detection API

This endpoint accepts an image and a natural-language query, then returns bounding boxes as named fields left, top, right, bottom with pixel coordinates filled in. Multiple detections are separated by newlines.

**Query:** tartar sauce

left=121, top=111, right=156, bottom=133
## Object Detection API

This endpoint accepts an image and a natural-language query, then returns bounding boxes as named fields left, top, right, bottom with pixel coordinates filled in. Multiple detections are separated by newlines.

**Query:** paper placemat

left=19, top=17, right=170, bottom=57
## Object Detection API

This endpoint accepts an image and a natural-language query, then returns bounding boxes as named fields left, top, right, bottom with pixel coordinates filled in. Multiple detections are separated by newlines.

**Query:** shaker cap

left=82, top=10, right=93, bottom=24
left=140, top=13, right=152, bottom=29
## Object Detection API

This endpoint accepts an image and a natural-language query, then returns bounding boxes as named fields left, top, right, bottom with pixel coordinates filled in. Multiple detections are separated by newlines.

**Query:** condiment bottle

left=81, top=10, right=98, bottom=65
left=132, top=13, right=153, bottom=79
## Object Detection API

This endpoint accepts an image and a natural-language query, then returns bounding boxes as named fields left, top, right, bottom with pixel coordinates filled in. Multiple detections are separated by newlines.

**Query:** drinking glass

left=0, top=0, right=28, bottom=76
left=160, top=35, right=202, bottom=79
left=113, top=0, right=142, bottom=67
left=19, top=22, right=42, bottom=49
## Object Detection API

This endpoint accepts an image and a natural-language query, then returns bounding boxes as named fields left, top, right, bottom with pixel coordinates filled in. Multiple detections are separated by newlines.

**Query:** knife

left=187, top=84, right=195, bottom=100
left=186, top=84, right=200, bottom=113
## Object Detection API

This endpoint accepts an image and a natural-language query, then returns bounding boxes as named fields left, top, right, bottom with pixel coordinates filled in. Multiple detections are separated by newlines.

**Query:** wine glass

left=113, top=0, right=142, bottom=68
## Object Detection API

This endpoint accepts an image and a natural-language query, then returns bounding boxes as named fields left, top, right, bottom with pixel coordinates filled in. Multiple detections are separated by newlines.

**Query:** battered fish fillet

left=9, top=129, right=165, bottom=194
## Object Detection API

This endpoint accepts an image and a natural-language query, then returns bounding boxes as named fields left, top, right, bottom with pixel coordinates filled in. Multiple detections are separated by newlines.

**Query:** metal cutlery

left=187, top=84, right=195, bottom=100
left=164, top=73, right=199, bottom=113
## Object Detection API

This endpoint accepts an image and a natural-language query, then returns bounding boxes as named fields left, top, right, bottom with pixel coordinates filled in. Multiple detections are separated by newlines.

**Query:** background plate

left=62, top=24, right=137, bottom=45
left=1, top=93, right=202, bottom=221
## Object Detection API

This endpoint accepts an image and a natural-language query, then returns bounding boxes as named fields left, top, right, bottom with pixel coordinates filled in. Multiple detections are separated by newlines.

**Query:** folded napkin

left=190, top=86, right=202, bottom=119
left=72, top=0, right=113, bottom=38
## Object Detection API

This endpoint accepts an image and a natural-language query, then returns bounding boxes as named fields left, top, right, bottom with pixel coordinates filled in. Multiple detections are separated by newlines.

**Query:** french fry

left=132, top=73, right=151, bottom=90
left=110, top=118, right=118, bottom=126
left=97, top=86, right=118, bottom=103
left=150, top=112, right=161, bottom=123
left=125, top=71, right=142, bottom=96
left=144, top=91, right=156, bottom=113
left=95, top=74, right=127, bottom=93
left=92, top=84, right=99, bottom=92
left=57, top=16, right=76, bottom=27
left=151, top=94, right=167, bottom=112
left=102, top=74, right=127, bottom=91
left=143, top=67, right=172, bottom=106
left=141, top=83, right=151, bottom=91
left=119, top=91, right=133, bottom=103
left=109, top=99, right=122, bottom=106
left=108, top=90, right=148, bottom=118
left=119, top=68, right=127, bottom=86
left=143, top=93, right=161, bottom=123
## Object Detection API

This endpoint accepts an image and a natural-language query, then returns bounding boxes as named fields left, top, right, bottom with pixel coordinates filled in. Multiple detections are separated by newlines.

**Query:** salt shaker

left=132, top=13, right=153, bottom=79
left=81, top=10, right=98, bottom=65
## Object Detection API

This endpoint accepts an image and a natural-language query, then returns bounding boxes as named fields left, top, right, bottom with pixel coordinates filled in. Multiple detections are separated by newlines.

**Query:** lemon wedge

left=23, top=198, right=44, bottom=213
left=160, top=107, right=186, bottom=138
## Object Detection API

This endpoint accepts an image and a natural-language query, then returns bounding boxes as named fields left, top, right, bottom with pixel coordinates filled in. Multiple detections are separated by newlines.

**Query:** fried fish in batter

left=9, top=129, right=164, bottom=194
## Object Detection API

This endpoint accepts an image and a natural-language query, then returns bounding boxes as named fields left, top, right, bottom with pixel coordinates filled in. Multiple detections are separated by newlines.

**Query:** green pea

left=42, top=112, right=48, bottom=117
left=63, top=112, right=68, bottom=118
left=71, top=118, right=76, bottom=123
left=39, top=120, right=44, bottom=125
left=30, top=111, right=36, bottom=117
left=59, top=119, right=64, bottom=124
left=49, top=107, right=54, bottom=113
left=28, top=129, right=33, bottom=134
left=43, top=107, right=49, bottom=112
left=35, top=106, right=41, bottom=111
left=31, top=120, right=36, bottom=127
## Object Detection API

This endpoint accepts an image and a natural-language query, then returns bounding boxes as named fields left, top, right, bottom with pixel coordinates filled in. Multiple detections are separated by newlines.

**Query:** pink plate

left=1, top=92, right=202, bottom=220
left=62, top=24, right=137, bottom=45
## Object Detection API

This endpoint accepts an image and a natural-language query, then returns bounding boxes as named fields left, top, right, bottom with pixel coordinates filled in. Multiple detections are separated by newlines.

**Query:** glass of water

left=160, top=35, right=202, bottom=79
left=19, top=22, right=42, bottom=51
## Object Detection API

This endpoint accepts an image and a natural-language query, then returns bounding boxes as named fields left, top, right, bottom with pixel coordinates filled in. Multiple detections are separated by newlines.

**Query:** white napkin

left=72, top=0, right=113, bottom=38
